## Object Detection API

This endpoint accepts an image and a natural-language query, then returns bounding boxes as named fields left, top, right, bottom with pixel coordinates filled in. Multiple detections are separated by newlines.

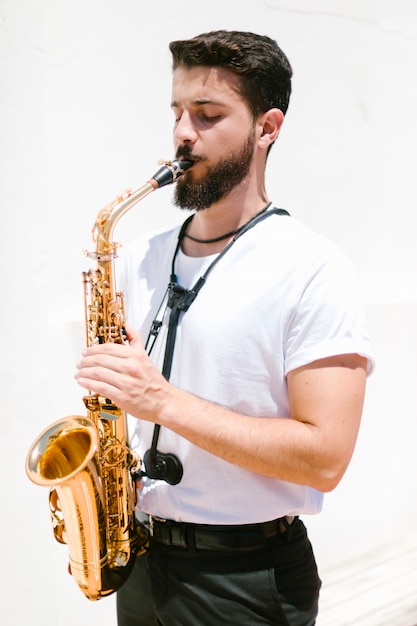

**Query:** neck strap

left=142, top=206, right=289, bottom=485
left=169, top=206, right=290, bottom=305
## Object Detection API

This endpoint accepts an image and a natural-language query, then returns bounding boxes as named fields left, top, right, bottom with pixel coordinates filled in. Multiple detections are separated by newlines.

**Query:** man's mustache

left=176, top=145, right=206, bottom=162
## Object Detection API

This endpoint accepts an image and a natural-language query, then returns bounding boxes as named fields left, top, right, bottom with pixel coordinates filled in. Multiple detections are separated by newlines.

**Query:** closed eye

left=198, top=113, right=222, bottom=123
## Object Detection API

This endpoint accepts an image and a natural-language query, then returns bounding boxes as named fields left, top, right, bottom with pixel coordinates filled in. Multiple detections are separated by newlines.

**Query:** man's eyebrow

left=171, top=99, right=226, bottom=108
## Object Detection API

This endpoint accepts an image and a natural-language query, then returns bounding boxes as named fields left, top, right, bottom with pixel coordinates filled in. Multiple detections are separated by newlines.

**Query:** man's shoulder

left=256, top=211, right=341, bottom=258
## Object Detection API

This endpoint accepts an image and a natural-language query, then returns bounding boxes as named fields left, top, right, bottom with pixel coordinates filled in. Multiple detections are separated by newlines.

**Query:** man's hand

left=75, top=322, right=169, bottom=422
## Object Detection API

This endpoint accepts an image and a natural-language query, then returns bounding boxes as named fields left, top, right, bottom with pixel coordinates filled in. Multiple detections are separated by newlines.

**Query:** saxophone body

left=25, top=159, right=193, bottom=601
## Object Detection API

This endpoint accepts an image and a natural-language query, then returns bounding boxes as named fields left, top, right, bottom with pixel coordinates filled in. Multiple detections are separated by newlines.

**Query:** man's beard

left=174, top=128, right=256, bottom=211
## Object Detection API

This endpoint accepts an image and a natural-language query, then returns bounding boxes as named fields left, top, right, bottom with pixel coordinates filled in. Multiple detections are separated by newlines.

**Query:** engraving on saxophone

left=25, top=159, right=193, bottom=600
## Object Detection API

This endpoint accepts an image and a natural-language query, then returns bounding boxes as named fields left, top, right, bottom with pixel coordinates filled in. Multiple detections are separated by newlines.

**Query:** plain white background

left=1, top=1, right=416, bottom=624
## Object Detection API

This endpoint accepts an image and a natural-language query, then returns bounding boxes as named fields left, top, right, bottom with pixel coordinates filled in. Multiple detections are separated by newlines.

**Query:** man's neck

left=180, top=189, right=270, bottom=257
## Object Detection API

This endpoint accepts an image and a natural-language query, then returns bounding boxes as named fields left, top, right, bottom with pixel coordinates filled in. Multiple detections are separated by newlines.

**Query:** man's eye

left=200, top=114, right=221, bottom=122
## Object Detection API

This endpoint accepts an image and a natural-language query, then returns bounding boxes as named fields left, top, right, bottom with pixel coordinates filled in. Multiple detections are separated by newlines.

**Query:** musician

left=76, top=30, right=374, bottom=626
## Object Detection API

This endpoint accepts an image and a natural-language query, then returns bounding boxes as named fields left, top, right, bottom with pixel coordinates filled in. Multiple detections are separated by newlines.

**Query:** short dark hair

left=169, top=30, right=293, bottom=117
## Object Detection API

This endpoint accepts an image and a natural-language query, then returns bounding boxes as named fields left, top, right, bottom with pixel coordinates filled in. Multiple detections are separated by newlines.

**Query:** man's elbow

left=313, top=460, right=350, bottom=493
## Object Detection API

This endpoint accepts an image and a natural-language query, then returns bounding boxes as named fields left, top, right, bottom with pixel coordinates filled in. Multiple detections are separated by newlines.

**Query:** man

left=76, top=30, right=374, bottom=625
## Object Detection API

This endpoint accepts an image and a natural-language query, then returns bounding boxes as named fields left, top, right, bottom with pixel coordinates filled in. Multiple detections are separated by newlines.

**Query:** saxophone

left=25, top=159, right=194, bottom=601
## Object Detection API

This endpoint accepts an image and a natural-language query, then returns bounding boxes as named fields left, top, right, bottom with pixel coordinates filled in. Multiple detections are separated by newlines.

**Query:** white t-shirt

left=119, top=209, right=374, bottom=524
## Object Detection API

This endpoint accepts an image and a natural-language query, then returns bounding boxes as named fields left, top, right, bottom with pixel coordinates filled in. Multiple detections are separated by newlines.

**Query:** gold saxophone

left=25, top=159, right=194, bottom=601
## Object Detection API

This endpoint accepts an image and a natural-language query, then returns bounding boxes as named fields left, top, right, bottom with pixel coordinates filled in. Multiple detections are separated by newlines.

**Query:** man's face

left=171, top=65, right=257, bottom=210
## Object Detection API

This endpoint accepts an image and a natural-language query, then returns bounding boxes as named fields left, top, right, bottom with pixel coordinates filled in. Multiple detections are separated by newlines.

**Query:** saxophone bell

left=26, top=415, right=148, bottom=601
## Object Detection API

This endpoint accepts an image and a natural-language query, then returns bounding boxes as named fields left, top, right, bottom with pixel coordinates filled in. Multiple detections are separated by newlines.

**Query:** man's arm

left=75, top=326, right=368, bottom=492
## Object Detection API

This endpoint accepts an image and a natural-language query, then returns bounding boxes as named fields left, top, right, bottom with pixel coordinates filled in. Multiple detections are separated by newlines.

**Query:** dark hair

left=169, top=30, right=293, bottom=117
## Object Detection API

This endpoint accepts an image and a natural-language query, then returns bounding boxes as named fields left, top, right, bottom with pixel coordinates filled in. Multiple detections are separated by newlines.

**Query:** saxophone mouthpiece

left=151, top=159, right=194, bottom=188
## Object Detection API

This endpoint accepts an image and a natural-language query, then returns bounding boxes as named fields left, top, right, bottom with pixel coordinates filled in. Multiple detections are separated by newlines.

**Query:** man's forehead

left=171, top=66, right=243, bottom=105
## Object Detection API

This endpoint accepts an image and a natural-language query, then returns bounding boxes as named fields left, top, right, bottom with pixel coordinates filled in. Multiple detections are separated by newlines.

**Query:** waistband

left=149, top=516, right=296, bottom=552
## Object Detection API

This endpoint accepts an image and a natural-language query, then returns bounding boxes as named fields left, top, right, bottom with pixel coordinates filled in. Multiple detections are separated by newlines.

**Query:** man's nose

left=174, top=111, right=198, bottom=145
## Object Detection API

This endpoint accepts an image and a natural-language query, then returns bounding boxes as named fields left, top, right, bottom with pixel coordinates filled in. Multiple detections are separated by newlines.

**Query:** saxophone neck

left=89, top=158, right=194, bottom=256
left=90, top=181, right=156, bottom=258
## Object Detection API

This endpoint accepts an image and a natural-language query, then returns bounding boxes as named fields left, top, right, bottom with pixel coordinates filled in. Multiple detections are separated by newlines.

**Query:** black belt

left=150, top=516, right=296, bottom=552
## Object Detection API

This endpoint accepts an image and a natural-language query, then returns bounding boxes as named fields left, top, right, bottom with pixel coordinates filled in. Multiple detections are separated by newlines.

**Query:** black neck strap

left=141, top=206, right=289, bottom=485
left=169, top=206, right=289, bottom=309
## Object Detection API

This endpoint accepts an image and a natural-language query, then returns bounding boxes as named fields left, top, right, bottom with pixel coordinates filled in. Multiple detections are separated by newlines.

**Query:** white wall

left=1, top=1, right=416, bottom=624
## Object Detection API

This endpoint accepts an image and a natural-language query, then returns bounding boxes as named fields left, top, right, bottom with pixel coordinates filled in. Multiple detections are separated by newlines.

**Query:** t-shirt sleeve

left=284, top=249, right=375, bottom=376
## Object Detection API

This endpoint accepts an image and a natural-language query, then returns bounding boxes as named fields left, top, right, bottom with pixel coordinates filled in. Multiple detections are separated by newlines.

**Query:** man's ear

left=257, top=108, right=285, bottom=148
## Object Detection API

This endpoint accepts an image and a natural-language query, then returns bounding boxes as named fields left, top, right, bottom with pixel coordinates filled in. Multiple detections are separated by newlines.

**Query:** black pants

left=117, top=518, right=321, bottom=626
